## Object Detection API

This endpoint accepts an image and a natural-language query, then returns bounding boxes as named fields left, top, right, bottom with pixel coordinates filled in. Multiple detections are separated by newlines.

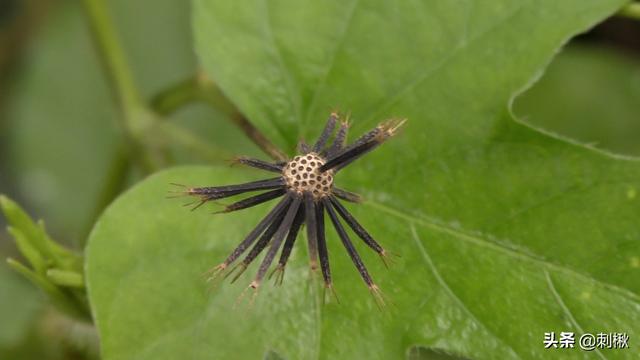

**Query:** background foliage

left=1, top=0, right=639, bottom=359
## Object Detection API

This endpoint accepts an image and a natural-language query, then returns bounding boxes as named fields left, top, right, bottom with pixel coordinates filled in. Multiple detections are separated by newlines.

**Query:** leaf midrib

left=302, top=0, right=360, bottom=134
left=365, top=200, right=640, bottom=304
left=262, top=0, right=300, bottom=144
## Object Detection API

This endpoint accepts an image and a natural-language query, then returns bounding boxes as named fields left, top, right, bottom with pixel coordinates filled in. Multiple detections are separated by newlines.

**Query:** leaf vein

left=366, top=200, right=640, bottom=304
left=303, top=0, right=361, bottom=133
left=362, top=1, right=529, bottom=124
left=487, top=178, right=640, bottom=231
left=544, top=270, right=607, bottom=360
left=410, top=225, right=521, bottom=359
left=262, top=0, right=303, bottom=140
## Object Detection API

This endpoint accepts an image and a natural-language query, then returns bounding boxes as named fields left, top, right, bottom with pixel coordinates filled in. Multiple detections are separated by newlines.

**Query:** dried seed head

left=179, top=112, right=404, bottom=301
left=283, top=153, right=333, bottom=197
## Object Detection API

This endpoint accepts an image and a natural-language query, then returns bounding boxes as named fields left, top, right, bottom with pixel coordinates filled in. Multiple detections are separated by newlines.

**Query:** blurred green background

left=0, top=0, right=638, bottom=358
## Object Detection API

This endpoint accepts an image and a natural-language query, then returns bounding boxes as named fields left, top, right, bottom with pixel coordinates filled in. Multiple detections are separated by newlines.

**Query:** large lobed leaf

left=87, top=0, right=639, bottom=359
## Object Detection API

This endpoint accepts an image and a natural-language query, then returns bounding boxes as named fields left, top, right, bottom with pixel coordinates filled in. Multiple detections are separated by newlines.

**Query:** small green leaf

left=0, top=195, right=53, bottom=260
left=6, top=259, right=88, bottom=321
left=6, top=227, right=47, bottom=274
left=46, top=269, right=85, bottom=289
left=1, top=195, right=81, bottom=272
left=2, top=195, right=89, bottom=321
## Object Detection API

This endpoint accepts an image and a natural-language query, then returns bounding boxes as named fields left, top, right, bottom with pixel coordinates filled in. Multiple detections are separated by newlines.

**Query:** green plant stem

left=42, top=308, right=101, bottom=360
left=156, top=121, right=233, bottom=162
left=619, top=2, right=640, bottom=19
left=80, top=0, right=161, bottom=172
left=151, top=77, right=201, bottom=116
left=151, top=74, right=288, bottom=161
left=47, top=269, right=85, bottom=288
left=81, top=0, right=140, bottom=118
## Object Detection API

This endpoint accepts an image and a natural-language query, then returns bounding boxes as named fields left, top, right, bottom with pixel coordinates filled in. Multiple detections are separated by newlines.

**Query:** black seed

left=301, top=159, right=307, bottom=164
left=309, top=180, right=315, bottom=185
left=303, top=173, right=308, bottom=179
left=296, top=175, right=301, bottom=180
left=306, top=167, right=312, bottom=171
left=302, top=181, right=307, bottom=186
left=322, top=180, right=327, bottom=185
left=292, top=170, right=297, bottom=174
left=310, top=161, right=316, bottom=166
left=298, top=166, right=304, bottom=171
left=316, top=184, right=322, bottom=189
left=294, top=181, right=300, bottom=186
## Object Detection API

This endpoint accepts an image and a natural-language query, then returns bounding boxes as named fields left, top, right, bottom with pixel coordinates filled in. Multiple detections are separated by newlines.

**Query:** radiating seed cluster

left=177, top=113, right=405, bottom=308
left=282, top=153, right=333, bottom=197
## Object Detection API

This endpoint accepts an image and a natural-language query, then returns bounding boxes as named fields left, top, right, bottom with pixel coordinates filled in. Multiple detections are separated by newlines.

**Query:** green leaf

left=1, top=195, right=90, bottom=320
left=515, top=44, right=640, bottom=157
left=1, top=195, right=82, bottom=272
left=6, top=227, right=46, bottom=274
left=6, top=259, right=88, bottom=320
left=87, top=1, right=640, bottom=359
left=46, top=269, right=85, bottom=289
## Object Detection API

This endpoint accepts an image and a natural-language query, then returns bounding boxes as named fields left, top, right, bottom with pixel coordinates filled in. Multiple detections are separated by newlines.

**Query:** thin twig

left=150, top=77, right=200, bottom=116
left=226, top=110, right=288, bottom=162
left=80, top=0, right=141, bottom=120
left=156, top=121, right=233, bottom=161
left=80, top=0, right=161, bottom=172
left=151, top=73, right=288, bottom=162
